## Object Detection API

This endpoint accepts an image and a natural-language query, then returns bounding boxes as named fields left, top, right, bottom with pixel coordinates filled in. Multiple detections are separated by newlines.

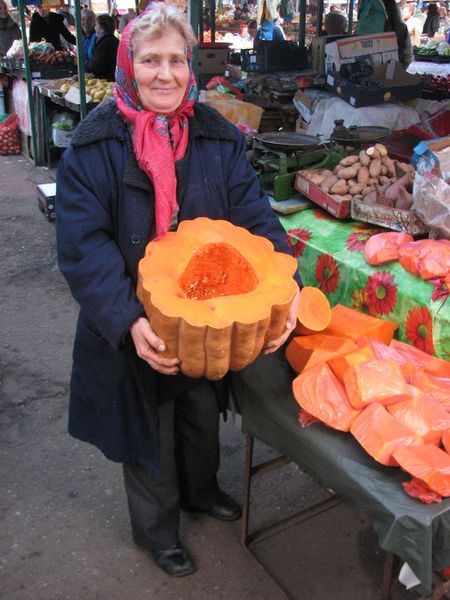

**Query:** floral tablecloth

left=281, top=208, right=450, bottom=361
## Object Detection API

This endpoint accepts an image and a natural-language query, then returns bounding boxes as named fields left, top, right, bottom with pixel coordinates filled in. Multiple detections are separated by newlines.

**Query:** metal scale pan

left=255, top=131, right=320, bottom=154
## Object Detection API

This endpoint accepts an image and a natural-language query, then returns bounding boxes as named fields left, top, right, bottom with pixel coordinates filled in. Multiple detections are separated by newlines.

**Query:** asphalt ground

left=1, top=155, right=417, bottom=600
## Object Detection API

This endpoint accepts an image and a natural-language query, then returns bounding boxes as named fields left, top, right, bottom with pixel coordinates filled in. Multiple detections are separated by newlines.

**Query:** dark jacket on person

left=422, top=13, right=440, bottom=37
left=87, top=33, right=119, bottom=81
left=29, top=11, right=75, bottom=50
left=0, top=15, right=21, bottom=56
left=394, top=20, right=413, bottom=67
left=56, top=99, right=298, bottom=473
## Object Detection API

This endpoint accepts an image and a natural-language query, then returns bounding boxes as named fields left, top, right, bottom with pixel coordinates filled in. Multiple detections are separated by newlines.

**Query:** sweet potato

left=361, top=185, right=375, bottom=197
left=366, top=146, right=380, bottom=159
left=395, top=187, right=413, bottom=210
left=395, top=161, right=414, bottom=176
left=339, top=155, right=359, bottom=167
left=331, top=194, right=352, bottom=202
left=321, top=175, right=338, bottom=194
left=335, top=164, right=361, bottom=180
left=374, top=143, right=388, bottom=157
left=359, top=150, right=370, bottom=167
left=380, top=165, right=388, bottom=176
left=385, top=172, right=414, bottom=202
left=349, top=183, right=365, bottom=195
left=369, top=158, right=381, bottom=179
left=381, top=156, right=396, bottom=178
left=319, top=169, right=334, bottom=178
left=363, top=191, right=378, bottom=204
left=367, top=178, right=379, bottom=186
left=357, top=167, right=369, bottom=186
left=378, top=175, right=391, bottom=186
left=330, top=179, right=349, bottom=195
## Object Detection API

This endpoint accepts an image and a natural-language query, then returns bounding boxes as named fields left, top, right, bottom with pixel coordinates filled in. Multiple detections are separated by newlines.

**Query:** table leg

left=381, top=552, right=399, bottom=600
left=240, top=434, right=254, bottom=547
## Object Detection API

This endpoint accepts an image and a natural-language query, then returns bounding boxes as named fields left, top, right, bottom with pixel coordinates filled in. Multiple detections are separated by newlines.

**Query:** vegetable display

left=0, top=114, right=20, bottom=156
left=137, top=218, right=298, bottom=380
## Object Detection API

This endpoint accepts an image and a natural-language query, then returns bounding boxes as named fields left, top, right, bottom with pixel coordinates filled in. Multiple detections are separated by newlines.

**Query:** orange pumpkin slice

left=393, top=444, right=450, bottom=496
left=137, top=218, right=298, bottom=380
left=285, top=334, right=357, bottom=374
left=295, top=286, right=332, bottom=335
left=328, top=344, right=376, bottom=384
left=323, top=304, right=398, bottom=345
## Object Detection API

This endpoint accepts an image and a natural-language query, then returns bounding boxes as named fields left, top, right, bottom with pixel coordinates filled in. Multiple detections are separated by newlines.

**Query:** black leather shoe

left=151, top=544, right=196, bottom=577
left=183, top=491, right=242, bottom=522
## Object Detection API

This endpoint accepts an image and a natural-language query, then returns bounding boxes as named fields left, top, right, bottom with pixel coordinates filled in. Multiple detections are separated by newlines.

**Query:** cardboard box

left=325, top=32, right=399, bottom=73
left=326, top=60, right=423, bottom=108
left=37, top=182, right=56, bottom=222
left=351, top=199, right=428, bottom=234
left=198, top=44, right=229, bottom=75
left=295, top=171, right=350, bottom=218
left=293, top=88, right=333, bottom=123
left=311, top=34, right=351, bottom=74
left=412, top=136, right=450, bottom=183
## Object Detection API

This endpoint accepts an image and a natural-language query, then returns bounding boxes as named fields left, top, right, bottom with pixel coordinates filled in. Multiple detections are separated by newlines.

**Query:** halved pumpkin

left=137, top=218, right=298, bottom=380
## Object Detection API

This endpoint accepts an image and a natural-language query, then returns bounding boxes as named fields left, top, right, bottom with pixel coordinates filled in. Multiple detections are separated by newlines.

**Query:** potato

left=378, top=175, right=391, bottom=186
left=318, top=169, right=334, bottom=178
left=366, top=146, right=380, bottom=159
left=369, top=158, right=381, bottom=179
left=320, top=175, right=338, bottom=194
left=361, top=185, right=375, bottom=197
left=338, top=155, right=359, bottom=167
left=331, top=194, right=352, bottom=202
left=330, top=179, right=349, bottom=195
left=395, top=187, right=413, bottom=210
left=357, top=166, right=369, bottom=186
left=381, top=155, right=396, bottom=178
left=367, top=178, right=379, bottom=185
left=336, top=163, right=360, bottom=180
left=349, top=183, right=364, bottom=195
left=359, top=150, right=370, bottom=167
left=380, top=165, right=388, bottom=176
left=374, top=143, right=388, bottom=157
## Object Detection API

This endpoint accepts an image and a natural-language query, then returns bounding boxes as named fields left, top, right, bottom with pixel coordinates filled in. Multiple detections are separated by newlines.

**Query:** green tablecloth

left=232, top=352, right=450, bottom=596
left=280, top=208, right=450, bottom=361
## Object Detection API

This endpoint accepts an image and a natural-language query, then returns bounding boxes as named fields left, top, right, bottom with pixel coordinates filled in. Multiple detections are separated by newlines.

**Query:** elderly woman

left=56, top=3, right=299, bottom=578
left=87, top=14, right=119, bottom=81
left=0, top=0, right=20, bottom=56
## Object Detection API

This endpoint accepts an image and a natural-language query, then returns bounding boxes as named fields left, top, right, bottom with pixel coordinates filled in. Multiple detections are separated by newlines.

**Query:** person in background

left=438, top=6, right=449, bottom=30
left=422, top=2, right=440, bottom=37
left=111, top=8, right=120, bottom=31
left=0, top=0, right=21, bottom=56
left=355, top=0, right=387, bottom=34
left=81, top=8, right=96, bottom=68
left=324, top=11, right=348, bottom=34
left=402, top=1, right=423, bottom=47
left=56, top=2, right=300, bottom=580
left=118, top=8, right=136, bottom=33
left=58, top=4, right=75, bottom=28
left=254, top=15, right=285, bottom=40
left=29, top=6, right=75, bottom=50
left=382, top=0, right=412, bottom=67
left=234, top=5, right=243, bottom=20
left=87, top=14, right=118, bottom=81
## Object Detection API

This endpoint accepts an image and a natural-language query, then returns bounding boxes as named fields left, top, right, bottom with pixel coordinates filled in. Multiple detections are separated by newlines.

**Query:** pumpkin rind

left=137, top=218, right=298, bottom=380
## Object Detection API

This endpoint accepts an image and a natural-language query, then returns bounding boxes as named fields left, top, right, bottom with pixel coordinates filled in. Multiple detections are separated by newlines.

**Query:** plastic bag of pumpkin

left=288, top=295, right=450, bottom=503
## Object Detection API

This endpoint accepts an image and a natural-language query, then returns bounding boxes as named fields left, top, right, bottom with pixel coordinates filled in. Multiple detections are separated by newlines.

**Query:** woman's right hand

left=130, top=317, right=180, bottom=375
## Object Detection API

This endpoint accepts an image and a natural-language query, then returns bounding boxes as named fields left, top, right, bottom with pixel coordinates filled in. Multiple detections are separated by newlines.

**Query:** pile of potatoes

left=299, top=143, right=415, bottom=211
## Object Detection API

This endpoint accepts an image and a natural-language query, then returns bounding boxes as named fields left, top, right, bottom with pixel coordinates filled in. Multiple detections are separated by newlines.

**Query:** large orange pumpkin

left=137, top=218, right=298, bottom=380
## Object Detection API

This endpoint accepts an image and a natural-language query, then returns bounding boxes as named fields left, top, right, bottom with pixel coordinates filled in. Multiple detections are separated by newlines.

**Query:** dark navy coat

left=56, top=99, right=298, bottom=472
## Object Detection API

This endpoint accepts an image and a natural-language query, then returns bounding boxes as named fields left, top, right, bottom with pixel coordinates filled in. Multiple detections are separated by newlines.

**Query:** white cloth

left=407, top=61, right=450, bottom=77
left=306, top=96, right=421, bottom=140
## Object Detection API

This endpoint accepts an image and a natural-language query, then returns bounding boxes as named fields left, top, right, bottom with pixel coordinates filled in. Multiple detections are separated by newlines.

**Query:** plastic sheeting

left=231, top=351, right=450, bottom=595
left=306, top=96, right=421, bottom=140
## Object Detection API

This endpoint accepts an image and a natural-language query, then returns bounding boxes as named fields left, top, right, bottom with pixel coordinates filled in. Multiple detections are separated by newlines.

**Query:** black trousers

left=123, top=382, right=220, bottom=551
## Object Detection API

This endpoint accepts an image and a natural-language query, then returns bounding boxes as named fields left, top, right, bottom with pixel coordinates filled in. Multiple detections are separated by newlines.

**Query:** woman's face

left=0, top=3, right=8, bottom=18
left=37, top=7, right=49, bottom=17
left=95, top=20, right=104, bottom=37
left=133, top=27, right=190, bottom=114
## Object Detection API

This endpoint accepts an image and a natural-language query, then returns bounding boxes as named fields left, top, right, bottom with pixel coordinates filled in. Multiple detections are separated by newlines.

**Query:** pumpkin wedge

left=137, top=218, right=298, bottom=380
left=295, top=286, right=332, bottom=335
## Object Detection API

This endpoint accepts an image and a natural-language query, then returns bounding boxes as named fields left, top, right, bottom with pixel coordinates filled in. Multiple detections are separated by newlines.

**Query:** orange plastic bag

left=350, top=403, right=422, bottom=466
left=356, top=337, right=407, bottom=363
left=363, top=232, right=413, bottom=266
left=292, top=362, right=360, bottom=432
left=285, top=334, right=357, bottom=374
left=402, top=478, right=442, bottom=504
left=408, top=369, right=450, bottom=411
left=398, top=240, right=450, bottom=280
left=387, top=388, right=450, bottom=445
left=443, top=430, right=450, bottom=454
left=328, top=345, right=376, bottom=384
left=390, top=339, right=450, bottom=377
left=323, top=304, right=398, bottom=345
left=344, top=359, right=411, bottom=409
left=393, top=444, right=450, bottom=496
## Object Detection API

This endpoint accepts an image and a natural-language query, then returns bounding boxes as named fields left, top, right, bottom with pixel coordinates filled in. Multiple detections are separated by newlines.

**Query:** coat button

left=130, top=234, right=141, bottom=245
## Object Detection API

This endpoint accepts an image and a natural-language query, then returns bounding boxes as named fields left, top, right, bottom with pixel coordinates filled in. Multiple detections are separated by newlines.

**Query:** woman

left=29, top=6, right=75, bottom=50
left=0, top=0, right=20, bottom=56
left=87, top=14, right=118, bottom=81
left=422, top=2, right=440, bottom=37
left=56, top=3, right=300, bottom=579
left=382, top=0, right=412, bottom=68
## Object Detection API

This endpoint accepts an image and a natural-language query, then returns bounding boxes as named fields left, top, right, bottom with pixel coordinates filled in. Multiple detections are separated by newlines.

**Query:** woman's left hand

left=263, top=286, right=300, bottom=355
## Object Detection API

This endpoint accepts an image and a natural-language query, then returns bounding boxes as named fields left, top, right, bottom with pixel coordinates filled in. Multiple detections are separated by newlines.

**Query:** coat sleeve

left=56, top=144, right=145, bottom=350
left=59, top=14, right=76, bottom=44
left=223, top=132, right=302, bottom=287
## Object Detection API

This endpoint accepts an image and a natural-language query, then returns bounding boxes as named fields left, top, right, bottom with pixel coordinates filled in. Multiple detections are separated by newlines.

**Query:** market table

left=279, top=208, right=450, bottom=361
left=231, top=351, right=450, bottom=598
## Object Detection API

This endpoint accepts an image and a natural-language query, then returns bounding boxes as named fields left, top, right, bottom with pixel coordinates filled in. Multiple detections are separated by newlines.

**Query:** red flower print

left=405, top=306, right=435, bottom=355
left=315, top=254, right=340, bottom=294
left=431, top=278, right=449, bottom=302
left=347, top=231, right=372, bottom=252
left=365, top=272, right=398, bottom=315
left=286, top=228, right=311, bottom=258
left=351, top=288, right=372, bottom=314
left=313, top=209, right=334, bottom=221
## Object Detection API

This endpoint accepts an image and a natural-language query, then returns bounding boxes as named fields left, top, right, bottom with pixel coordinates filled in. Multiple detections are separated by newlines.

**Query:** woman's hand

left=130, top=317, right=180, bottom=375
left=263, top=287, right=300, bottom=355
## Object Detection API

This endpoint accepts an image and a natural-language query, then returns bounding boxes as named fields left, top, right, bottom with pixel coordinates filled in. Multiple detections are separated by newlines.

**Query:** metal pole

left=348, top=0, right=354, bottom=33
left=317, top=0, right=324, bottom=36
left=188, top=0, right=200, bottom=85
left=17, top=0, right=38, bottom=163
left=299, top=0, right=306, bottom=46
left=211, top=0, right=216, bottom=43
left=74, top=0, right=87, bottom=119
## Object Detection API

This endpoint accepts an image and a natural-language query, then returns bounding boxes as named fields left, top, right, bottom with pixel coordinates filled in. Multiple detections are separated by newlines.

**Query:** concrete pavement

left=0, top=155, right=416, bottom=600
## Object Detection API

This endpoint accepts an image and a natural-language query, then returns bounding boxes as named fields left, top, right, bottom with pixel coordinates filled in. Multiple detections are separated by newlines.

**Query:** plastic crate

left=241, top=49, right=266, bottom=73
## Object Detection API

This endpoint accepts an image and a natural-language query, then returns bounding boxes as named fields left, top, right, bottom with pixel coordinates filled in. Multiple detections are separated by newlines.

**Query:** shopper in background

left=81, top=8, right=96, bottom=68
left=87, top=14, right=118, bottom=81
left=56, top=2, right=299, bottom=580
left=438, top=6, right=449, bottom=31
left=30, top=7, right=75, bottom=50
left=383, top=0, right=412, bottom=67
left=254, top=16, right=286, bottom=40
left=355, top=0, right=387, bottom=34
left=118, top=8, right=136, bottom=33
left=422, top=2, right=440, bottom=37
left=111, top=8, right=120, bottom=31
left=402, top=2, right=423, bottom=47
left=0, top=0, right=21, bottom=56
left=324, top=11, right=348, bottom=34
